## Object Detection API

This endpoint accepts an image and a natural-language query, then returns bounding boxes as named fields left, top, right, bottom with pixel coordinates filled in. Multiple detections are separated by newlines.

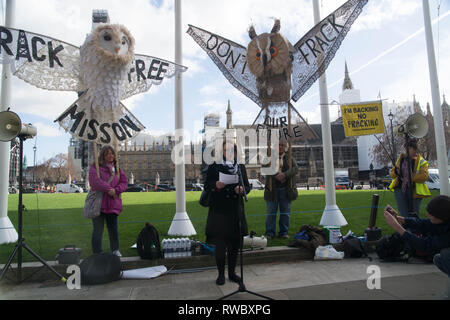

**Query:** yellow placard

left=341, top=101, right=385, bottom=137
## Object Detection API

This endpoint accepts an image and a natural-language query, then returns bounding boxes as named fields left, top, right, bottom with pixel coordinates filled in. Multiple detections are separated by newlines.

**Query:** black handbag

left=199, top=187, right=212, bottom=207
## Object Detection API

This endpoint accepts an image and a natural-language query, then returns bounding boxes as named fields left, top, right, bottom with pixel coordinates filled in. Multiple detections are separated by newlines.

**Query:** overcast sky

left=1, top=0, right=449, bottom=165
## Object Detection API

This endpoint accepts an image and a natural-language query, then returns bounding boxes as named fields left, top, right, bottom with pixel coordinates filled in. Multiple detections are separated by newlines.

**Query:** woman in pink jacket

left=89, top=146, right=128, bottom=257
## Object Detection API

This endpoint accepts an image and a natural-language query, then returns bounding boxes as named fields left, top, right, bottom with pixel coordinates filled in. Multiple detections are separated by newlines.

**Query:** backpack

left=343, top=236, right=372, bottom=261
left=411, top=233, right=434, bottom=263
left=376, top=233, right=412, bottom=262
left=79, top=252, right=122, bottom=285
left=136, top=223, right=162, bottom=260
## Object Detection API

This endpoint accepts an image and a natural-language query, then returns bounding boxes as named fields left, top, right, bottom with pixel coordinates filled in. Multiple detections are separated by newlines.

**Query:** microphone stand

left=0, top=135, right=67, bottom=284
left=404, top=134, right=418, bottom=218
left=219, top=163, right=273, bottom=300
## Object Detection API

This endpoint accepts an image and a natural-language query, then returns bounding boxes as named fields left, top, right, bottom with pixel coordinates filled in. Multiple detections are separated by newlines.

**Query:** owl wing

left=187, top=25, right=262, bottom=107
left=0, top=26, right=83, bottom=91
left=290, top=0, right=368, bottom=102
left=120, top=54, right=187, bottom=100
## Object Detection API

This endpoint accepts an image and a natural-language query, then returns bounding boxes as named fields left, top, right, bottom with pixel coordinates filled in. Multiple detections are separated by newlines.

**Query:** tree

left=48, top=153, right=69, bottom=183
left=35, top=153, right=70, bottom=184
left=372, top=99, right=449, bottom=167
left=371, top=104, right=411, bottom=167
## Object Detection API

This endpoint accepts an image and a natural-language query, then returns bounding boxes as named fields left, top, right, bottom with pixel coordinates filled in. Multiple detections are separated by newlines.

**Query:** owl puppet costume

left=0, top=22, right=186, bottom=147
left=246, top=19, right=294, bottom=103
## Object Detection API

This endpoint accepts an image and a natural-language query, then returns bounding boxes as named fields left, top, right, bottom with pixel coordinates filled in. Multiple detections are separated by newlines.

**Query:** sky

left=1, top=0, right=449, bottom=165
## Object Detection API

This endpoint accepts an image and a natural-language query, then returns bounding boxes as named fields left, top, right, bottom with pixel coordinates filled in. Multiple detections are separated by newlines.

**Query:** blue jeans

left=265, top=188, right=291, bottom=237
left=92, top=213, right=119, bottom=254
left=434, top=248, right=450, bottom=278
left=394, top=188, right=422, bottom=217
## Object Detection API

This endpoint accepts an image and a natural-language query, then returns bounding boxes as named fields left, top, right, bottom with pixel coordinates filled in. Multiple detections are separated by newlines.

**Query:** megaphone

left=0, top=111, right=37, bottom=142
left=394, top=113, right=429, bottom=139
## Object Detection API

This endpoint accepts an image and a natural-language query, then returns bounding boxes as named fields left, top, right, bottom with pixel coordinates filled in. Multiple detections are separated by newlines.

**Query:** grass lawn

left=0, top=189, right=440, bottom=263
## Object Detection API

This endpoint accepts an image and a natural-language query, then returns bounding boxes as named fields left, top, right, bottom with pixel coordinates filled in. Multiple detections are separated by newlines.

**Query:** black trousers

left=214, top=237, right=240, bottom=276
left=92, top=213, right=119, bottom=254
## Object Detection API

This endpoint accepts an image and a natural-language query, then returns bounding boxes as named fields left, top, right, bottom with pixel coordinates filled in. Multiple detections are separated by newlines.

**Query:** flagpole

left=312, top=0, right=347, bottom=227
left=422, top=0, right=449, bottom=196
left=0, top=0, right=18, bottom=244
left=168, top=0, right=196, bottom=236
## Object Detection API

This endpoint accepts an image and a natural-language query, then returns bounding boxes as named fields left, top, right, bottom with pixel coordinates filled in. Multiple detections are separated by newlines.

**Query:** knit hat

left=426, top=195, right=450, bottom=223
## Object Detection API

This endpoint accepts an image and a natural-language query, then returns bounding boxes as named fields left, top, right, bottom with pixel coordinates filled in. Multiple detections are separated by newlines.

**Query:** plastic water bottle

left=162, top=239, right=167, bottom=258
left=183, top=238, right=190, bottom=257
left=167, top=239, right=173, bottom=258
left=176, top=239, right=181, bottom=258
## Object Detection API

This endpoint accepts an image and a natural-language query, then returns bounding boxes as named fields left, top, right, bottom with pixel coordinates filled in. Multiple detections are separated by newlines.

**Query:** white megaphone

left=0, top=111, right=37, bottom=142
left=395, top=113, right=429, bottom=139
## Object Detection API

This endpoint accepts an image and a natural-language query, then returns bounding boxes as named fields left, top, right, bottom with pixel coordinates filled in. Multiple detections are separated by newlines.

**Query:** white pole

left=422, top=0, right=449, bottom=196
left=0, top=0, right=18, bottom=244
left=312, top=0, right=347, bottom=226
left=168, top=0, right=196, bottom=236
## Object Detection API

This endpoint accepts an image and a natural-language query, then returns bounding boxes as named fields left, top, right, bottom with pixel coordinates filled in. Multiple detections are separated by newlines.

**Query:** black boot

left=216, top=263, right=225, bottom=285
left=215, top=253, right=226, bottom=285
left=227, top=248, right=241, bottom=283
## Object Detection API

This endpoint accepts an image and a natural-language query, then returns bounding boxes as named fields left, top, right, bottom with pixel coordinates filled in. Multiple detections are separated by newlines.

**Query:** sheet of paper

left=219, top=172, right=239, bottom=185
left=121, top=266, right=167, bottom=280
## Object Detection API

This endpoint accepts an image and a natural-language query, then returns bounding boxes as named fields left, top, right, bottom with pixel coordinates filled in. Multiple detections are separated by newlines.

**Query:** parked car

left=126, top=184, right=145, bottom=192
left=186, top=183, right=203, bottom=191
left=248, top=179, right=265, bottom=190
left=56, top=183, right=84, bottom=193
left=426, top=168, right=450, bottom=190
left=8, top=186, right=18, bottom=194
left=156, top=184, right=175, bottom=192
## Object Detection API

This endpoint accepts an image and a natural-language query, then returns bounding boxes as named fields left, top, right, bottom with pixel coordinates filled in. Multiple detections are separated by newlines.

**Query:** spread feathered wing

left=187, top=24, right=261, bottom=107
left=290, top=0, right=368, bottom=102
left=0, top=26, right=83, bottom=92
left=121, top=53, right=188, bottom=100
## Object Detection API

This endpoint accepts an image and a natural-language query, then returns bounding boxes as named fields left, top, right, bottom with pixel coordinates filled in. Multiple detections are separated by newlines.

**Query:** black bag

left=376, top=233, right=412, bottom=262
left=199, top=187, right=211, bottom=207
left=79, top=252, right=122, bottom=285
left=136, top=223, right=162, bottom=260
left=343, top=236, right=372, bottom=261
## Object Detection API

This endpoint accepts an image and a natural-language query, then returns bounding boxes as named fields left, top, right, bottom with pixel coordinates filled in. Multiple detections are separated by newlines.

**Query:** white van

left=426, top=168, right=450, bottom=190
left=335, top=169, right=349, bottom=189
left=249, top=179, right=265, bottom=190
left=56, top=183, right=84, bottom=193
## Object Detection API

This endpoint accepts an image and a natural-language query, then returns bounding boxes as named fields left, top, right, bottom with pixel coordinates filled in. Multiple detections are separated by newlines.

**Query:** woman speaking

left=205, top=141, right=250, bottom=286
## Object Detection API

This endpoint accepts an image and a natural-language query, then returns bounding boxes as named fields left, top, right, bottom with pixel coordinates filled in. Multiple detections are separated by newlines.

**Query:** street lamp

left=32, top=144, right=36, bottom=184
left=388, top=110, right=396, bottom=165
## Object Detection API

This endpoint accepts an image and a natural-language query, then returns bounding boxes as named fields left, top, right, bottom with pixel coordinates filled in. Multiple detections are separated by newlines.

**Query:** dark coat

left=401, top=217, right=450, bottom=255
left=204, top=163, right=250, bottom=244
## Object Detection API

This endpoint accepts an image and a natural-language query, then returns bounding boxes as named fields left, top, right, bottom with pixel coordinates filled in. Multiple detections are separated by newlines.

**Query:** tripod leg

left=0, top=244, right=19, bottom=282
left=244, top=290, right=275, bottom=300
left=22, top=244, right=66, bottom=283
left=218, top=289, right=240, bottom=300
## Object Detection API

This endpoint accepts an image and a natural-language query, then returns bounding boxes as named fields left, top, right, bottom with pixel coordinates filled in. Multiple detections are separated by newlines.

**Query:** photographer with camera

left=384, top=195, right=450, bottom=299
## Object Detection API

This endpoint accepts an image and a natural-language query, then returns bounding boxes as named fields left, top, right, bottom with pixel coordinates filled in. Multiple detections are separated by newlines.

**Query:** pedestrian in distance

left=204, top=141, right=250, bottom=286
left=264, top=140, right=298, bottom=240
left=89, top=146, right=128, bottom=257
left=389, top=138, right=430, bottom=217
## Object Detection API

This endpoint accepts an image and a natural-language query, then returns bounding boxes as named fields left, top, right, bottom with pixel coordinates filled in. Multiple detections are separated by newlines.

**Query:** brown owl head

left=246, top=20, right=294, bottom=79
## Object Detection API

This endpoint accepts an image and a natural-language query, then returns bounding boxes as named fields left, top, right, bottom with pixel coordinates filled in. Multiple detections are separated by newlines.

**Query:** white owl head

left=90, top=24, right=135, bottom=65
left=246, top=19, right=293, bottom=79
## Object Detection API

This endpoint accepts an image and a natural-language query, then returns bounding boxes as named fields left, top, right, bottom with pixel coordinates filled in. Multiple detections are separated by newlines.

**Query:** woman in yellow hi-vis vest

left=389, top=139, right=431, bottom=217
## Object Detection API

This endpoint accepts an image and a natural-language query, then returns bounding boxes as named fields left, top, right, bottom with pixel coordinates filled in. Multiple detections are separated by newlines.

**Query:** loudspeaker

left=405, top=113, right=429, bottom=139
left=395, top=113, right=429, bottom=139
left=0, top=111, right=36, bottom=142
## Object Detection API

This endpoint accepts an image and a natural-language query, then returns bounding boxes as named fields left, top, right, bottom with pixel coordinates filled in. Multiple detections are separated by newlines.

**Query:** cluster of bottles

left=162, top=238, right=192, bottom=258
